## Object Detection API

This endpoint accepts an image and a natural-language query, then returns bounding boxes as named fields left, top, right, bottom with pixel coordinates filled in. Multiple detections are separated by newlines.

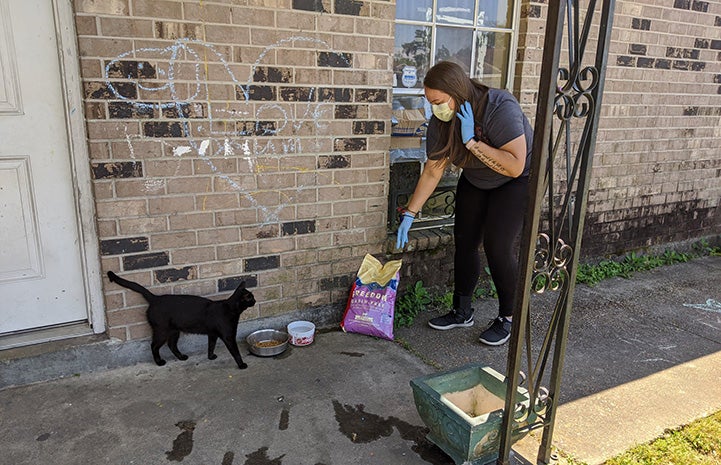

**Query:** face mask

left=431, top=98, right=454, bottom=122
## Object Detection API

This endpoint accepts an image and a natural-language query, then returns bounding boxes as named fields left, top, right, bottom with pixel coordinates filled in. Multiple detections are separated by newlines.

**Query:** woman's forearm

left=464, top=135, right=526, bottom=177
left=406, top=160, right=445, bottom=215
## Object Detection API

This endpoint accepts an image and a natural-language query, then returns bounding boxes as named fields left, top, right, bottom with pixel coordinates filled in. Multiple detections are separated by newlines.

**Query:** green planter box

left=410, top=364, right=534, bottom=465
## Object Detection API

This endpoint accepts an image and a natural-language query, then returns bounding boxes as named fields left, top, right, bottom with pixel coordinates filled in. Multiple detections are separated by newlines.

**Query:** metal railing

left=497, top=0, right=617, bottom=463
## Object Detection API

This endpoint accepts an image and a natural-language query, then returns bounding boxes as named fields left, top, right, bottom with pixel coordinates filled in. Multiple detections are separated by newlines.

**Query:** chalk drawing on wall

left=104, top=37, right=353, bottom=224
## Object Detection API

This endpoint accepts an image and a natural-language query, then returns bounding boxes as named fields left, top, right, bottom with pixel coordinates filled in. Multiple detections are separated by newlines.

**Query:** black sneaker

left=428, top=310, right=474, bottom=330
left=479, top=317, right=512, bottom=346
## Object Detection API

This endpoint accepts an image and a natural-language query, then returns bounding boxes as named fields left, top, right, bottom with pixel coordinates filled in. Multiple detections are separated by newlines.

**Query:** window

left=389, top=0, right=519, bottom=232
left=393, top=0, right=517, bottom=93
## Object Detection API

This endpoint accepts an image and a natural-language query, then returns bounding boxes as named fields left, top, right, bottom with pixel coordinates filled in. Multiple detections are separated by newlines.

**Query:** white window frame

left=393, top=0, right=522, bottom=96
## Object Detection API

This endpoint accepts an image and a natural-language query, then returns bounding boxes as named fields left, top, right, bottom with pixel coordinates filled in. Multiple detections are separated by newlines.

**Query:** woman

left=396, top=61, right=533, bottom=346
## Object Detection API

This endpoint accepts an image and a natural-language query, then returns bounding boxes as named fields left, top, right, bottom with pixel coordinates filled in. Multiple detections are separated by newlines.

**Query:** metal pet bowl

left=246, top=329, right=289, bottom=357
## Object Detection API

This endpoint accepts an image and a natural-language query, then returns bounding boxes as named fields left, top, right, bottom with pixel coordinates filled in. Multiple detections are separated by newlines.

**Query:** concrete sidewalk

left=0, top=256, right=720, bottom=465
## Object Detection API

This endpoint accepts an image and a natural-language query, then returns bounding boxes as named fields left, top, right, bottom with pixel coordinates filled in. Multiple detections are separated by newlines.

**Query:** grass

left=394, top=237, right=721, bottom=328
left=600, top=411, right=721, bottom=465
left=574, top=238, right=720, bottom=287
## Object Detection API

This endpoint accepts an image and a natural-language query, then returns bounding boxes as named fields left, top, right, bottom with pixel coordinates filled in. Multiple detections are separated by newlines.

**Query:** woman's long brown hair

left=424, top=61, right=489, bottom=168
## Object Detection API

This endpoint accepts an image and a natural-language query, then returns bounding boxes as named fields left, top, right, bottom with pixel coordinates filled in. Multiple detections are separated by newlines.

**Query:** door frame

left=49, top=0, right=105, bottom=335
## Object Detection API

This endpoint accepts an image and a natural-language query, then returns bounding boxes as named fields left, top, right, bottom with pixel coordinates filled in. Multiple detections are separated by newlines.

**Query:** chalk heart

left=106, top=38, right=342, bottom=224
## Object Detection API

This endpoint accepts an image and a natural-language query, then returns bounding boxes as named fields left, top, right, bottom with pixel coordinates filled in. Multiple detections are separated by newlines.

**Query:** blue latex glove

left=456, top=101, right=475, bottom=144
left=396, top=213, right=414, bottom=249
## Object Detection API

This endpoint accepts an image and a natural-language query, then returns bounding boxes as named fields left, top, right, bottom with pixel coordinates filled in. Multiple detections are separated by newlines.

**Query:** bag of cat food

left=341, top=254, right=402, bottom=341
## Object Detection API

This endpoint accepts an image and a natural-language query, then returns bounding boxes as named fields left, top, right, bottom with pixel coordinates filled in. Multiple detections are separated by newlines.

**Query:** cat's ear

left=229, top=281, right=246, bottom=297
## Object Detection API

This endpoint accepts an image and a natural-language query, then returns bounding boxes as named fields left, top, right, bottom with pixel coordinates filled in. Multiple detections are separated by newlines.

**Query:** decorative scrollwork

left=554, top=65, right=599, bottom=121
left=532, top=234, right=573, bottom=294
left=533, top=386, right=551, bottom=417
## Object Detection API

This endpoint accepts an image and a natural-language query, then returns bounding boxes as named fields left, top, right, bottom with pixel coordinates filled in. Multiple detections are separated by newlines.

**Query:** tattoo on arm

left=466, top=141, right=509, bottom=175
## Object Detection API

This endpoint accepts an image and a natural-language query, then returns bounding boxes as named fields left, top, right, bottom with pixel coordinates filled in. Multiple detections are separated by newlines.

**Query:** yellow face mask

left=431, top=98, right=454, bottom=122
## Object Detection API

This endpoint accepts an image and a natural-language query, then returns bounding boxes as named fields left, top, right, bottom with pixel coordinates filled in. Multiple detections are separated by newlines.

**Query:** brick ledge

left=386, top=227, right=454, bottom=254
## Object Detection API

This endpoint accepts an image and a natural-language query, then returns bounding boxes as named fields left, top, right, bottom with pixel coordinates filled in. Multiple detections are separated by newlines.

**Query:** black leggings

left=453, top=174, right=529, bottom=318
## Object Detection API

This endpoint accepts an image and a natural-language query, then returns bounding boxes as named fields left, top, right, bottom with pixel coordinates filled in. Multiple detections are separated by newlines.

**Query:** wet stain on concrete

left=243, top=446, right=284, bottom=465
left=165, top=420, right=195, bottom=461
left=332, top=400, right=393, bottom=443
left=332, top=400, right=453, bottom=465
left=222, top=451, right=235, bottom=465
left=36, top=432, right=51, bottom=442
left=339, top=351, right=364, bottom=357
left=278, top=408, right=289, bottom=430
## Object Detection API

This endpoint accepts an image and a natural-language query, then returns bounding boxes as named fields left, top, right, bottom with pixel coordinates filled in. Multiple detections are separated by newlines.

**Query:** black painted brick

left=690, top=61, right=706, bottom=71
left=335, top=105, right=358, bottom=119
left=100, top=237, right=149, bottom=255
left=692, top=0, right=708, bottom=12
left=673, top=0, right=690, bottom=9
left=108, top=101, right=155, bottom=119
left=143, top=121, right=184, bottom=137
left=637, top=57, right=654, bottom=68
left=85, top=81, right=137, bottom=99
left=683, top=106, right=699, bottom=116
left=695, top=38, right=710, bottom=49
left=320, top=88, right=353, bottom=102
left=253, top=66, right=293, bottom=83
left=616, top=56, right=635, bottom=67
left=353, top=121, right=385, bottom=134
left=355, top=89, right=387, bottom=103
left=292, top=0, right=328, bottom=12
left=282, top=220, right=316, bottom=236
left=631, top=18, right=651, bottom=30
left=237, top=121, right=276, bottom=136
left=673, top=60, right=690, bottom=70
left=218, top=275, right=258, bottom=292
left=334, top=137, right=366, bottom=152
left=123, top=252, right=169, bottom=271
left=710, top=40, right=721, bottom=50
left=244, top=255, right=280, bottom=272
left=629, top=44, right=647, bottom=55
left=280, top=86, right=316, bottom=101
left=245, top=85, right=277, bottom=101
left=335, top=0, right=364, bottom=15
left=714, top=74, right=721, bottom=84
left=666, top=47, right=699, bottom=59
left=521, top=4, right=542, bottom=18
left=155, top=266, right=195, bottom=283
left=318, top=51, right=352, bottom=68
left=92, top=161, right=143, bottom=179
left=162, top=103, right=206, bottom=118
left=655, top=59, right=672, bottom=69
left=105, top=60, right=156, bottom=79
left=319, top=275, right=352, bottom=291
left=716, top=16, right=721, bottom=27
left=319, top=155, right=350, bottom=169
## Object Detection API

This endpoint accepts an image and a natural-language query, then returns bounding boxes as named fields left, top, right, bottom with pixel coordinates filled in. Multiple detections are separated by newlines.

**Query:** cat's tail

left=107, top=271, right=157, bottom=302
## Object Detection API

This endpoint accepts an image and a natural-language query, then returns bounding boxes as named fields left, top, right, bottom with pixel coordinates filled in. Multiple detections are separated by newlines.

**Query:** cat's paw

left=208, top=354, right=217, bottom=360
left=178, top=354, right=188, bottom=361
left=238, top=362, right=248, bottom=370
left=156, top=359, right=166, bottom=366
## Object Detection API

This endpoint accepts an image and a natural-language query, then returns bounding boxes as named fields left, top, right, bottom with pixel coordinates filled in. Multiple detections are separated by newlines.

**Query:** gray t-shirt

left=427, top=88, right=533, bottom=189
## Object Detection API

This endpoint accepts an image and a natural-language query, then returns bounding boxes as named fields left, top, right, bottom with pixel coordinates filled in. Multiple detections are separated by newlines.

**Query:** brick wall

left=587, top=0, right=721, bottom=256
left=74, top=0, right=394, bottom=341
left=74, top=0, right=720, bottom=340
left=513, top=0, right=720, bottom=259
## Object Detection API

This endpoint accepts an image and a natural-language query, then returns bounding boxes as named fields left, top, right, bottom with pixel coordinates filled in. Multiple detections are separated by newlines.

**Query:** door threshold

left=0, top=322, right=97, bottom=353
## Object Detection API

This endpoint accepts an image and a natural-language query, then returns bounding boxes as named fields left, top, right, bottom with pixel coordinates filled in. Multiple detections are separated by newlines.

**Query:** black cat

left=107, top=271, right=255, bottom=369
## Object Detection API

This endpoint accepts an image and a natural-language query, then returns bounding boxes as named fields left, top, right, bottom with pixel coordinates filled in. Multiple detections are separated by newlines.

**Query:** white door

left=0, top=0, right=92, bottom=341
